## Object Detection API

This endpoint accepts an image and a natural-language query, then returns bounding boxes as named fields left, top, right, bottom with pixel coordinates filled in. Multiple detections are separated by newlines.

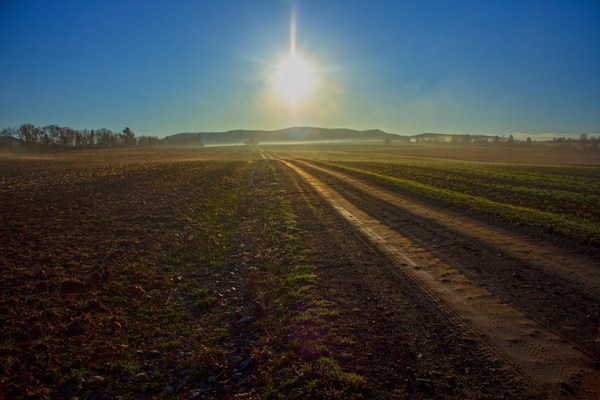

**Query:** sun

left=274, top=53, right=317, bottom=107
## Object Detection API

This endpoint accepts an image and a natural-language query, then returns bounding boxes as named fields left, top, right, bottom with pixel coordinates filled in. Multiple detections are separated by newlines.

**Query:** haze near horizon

left=0, top=0, right=598, bottom=138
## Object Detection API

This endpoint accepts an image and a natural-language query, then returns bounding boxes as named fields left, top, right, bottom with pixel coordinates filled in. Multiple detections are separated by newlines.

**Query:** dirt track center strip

left=280, top=158, right=600, bottom=399
left=296, top=159, right=600, bottom=298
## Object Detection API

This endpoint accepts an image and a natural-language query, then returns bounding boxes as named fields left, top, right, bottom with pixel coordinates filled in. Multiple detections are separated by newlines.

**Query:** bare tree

left=18, top=123, right=36, bottom=146
left=1, top=127, right=18, bottom=138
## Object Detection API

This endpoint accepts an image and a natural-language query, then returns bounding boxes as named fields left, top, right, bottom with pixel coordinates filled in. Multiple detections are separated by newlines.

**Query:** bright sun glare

left=273, top=12, right=317, bottom=108
left=275, top=53, right=316, bottom=106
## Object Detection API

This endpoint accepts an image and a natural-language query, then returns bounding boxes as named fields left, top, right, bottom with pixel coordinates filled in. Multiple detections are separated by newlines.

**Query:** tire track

left=280, top=158, right=600, bottom=399
left=296, top=159, right=600, bottom=297
left=276, top=161, right=529, bottom=399
left=290, top=158, right=600, bottom=360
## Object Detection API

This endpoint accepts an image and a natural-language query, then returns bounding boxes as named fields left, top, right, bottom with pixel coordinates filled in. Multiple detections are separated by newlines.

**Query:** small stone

left=586, top=314, right=598, bottom=322
left=230, top=372, right=243, bottom=383
left=239, top=358, right=252, bottom=370
left=236, top=316, right=256, bottom=325
left=160, top=384, right=176, bottom=396
left=416, top=378, right=435, bottom=395
left=188, top=388, right=204, bottom=399
left=177, top=369, right=190, bottom=379
left=133, top=372, right=149, bottom=382
left=147, top=350, right=161, bottom=359
left=87, top=375, right=104, bottom=385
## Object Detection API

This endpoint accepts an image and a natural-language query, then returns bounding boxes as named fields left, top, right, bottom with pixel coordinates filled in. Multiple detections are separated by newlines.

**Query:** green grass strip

left=259, top=161, right=368, bottom=399
left=324, top=162, right=600, bottom=245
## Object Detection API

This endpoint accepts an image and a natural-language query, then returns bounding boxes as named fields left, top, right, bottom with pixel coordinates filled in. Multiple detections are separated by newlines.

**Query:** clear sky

left=1, top=0, right=599, bottom=137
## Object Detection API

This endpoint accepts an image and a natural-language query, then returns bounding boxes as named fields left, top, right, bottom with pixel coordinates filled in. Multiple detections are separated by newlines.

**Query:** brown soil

left=1, top=147, right=598, bottom=399
left=0, top=157, right=251, bottom=398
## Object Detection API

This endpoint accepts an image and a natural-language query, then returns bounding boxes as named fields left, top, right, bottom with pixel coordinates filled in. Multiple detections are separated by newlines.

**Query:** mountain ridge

left=163, top=127, right=507, bottom=146
left=165, top=127, right=399, bottom=146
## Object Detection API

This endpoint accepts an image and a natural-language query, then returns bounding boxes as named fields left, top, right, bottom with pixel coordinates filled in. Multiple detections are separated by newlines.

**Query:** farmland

left=1, top=144, right=600, bottom=399
left=319, top=159, right=600, bottom=244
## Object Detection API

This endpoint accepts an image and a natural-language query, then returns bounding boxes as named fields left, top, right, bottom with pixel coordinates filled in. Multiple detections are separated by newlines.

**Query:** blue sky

left=1, top=0, right=598, bottom=137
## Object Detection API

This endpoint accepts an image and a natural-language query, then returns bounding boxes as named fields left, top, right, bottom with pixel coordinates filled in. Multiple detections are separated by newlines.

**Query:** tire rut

left=292, top=158, right=600, bottom=361
left=280, top=158, right=600, bottom=399
left=275, top=161, right=532, bottom=399
left=298, top=159, right=600, bottom=296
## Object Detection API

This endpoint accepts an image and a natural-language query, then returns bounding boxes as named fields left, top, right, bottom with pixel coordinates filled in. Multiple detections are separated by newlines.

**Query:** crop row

left=350, top=156, right=600, bottom=192
left=323, top=160, right=600, bottom=246
left=331, top=160, right=600, bottom=222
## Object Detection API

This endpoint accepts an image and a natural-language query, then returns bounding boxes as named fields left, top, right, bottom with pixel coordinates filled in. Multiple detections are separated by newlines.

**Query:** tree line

left=0, top=123, right=161, bottom=149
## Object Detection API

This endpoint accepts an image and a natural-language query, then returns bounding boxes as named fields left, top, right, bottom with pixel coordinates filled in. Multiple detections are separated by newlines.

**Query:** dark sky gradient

left=1, top=0, right=598, bottom=137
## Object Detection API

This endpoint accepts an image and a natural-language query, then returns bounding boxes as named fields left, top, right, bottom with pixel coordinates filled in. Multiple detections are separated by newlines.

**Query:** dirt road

left=268, top=153, right=600, bottom=399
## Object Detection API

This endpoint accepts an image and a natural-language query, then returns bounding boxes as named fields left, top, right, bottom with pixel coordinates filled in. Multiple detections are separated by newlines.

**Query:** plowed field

left=1, top=145, right=599, bottom=399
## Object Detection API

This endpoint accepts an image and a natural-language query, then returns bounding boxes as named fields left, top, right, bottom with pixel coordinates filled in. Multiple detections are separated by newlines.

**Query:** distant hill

left=161, top=127, right=509, bottom=147
left=164, top=127, right=400, bottom=146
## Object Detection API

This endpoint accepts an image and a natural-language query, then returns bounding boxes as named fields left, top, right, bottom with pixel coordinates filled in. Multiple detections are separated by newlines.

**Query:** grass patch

left=256, top=161, right=368, bottom=399
left=264, top=357, right=366, bottom=400
left=324, top=161, right=600, bottom=246
left=190, top=288, right=218, bottom=311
